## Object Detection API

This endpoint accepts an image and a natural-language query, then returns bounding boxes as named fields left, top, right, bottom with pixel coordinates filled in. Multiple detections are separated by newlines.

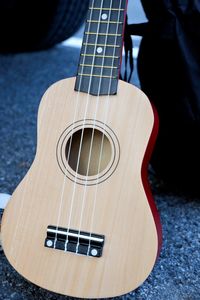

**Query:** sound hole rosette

left=56, top=120, right=120, bottom=186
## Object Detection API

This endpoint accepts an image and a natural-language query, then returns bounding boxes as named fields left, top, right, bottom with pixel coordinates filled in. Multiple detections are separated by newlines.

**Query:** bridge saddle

left=44, top=225, right=105, bottom=257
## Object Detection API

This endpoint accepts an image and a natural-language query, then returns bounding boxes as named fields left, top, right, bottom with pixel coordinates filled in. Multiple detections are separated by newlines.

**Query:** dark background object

left=137, top=0, right=200, bottom=195
left=0, top=0, right=89, bottom=52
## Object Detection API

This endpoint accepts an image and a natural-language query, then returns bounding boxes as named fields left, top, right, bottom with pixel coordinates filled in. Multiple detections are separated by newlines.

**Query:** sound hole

left=65, top=128, right=112, bottom=176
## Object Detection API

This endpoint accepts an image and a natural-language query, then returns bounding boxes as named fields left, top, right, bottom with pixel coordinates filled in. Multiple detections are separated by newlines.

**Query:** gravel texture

left=0, top=45, right=200, bottom=300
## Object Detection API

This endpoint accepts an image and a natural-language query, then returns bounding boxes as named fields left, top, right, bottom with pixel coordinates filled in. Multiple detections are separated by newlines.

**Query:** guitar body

left=2, top=77, right=161, bottom=298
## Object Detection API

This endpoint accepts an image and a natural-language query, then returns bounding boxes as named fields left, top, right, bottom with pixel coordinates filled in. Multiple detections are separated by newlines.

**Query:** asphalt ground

left=0, top=42, right=200, bottom=300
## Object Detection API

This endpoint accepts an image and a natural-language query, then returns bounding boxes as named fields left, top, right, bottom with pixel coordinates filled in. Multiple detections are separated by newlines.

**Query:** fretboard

left=75, top=0, right=127, bottom=96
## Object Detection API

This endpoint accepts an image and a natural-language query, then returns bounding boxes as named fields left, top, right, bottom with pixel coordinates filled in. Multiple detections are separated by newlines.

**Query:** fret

left=89, top=10, right=125, bottom=23
left=81, top=44, right=121, bottom=60
left=87, top=20, right=123, bottom=24
left=83, top=43, right=120, bottom=48
left=90, top=0, right=126, bottom=9
left=78, top=63, right=119, bottom=78
left=83, top=35, right=122, bottom=47
left=80, top=64, right=118, bottom=69
left=85, top=23, right=124, bottom=39
left=85, top=32, right=122, bottom=37
left=78, top=73, right=117, bottom=79
left=79, top=56, right=121, bottom=70
left=81, top=53, right=119, bottom=59
left=89, top=7, right=125, bottom=11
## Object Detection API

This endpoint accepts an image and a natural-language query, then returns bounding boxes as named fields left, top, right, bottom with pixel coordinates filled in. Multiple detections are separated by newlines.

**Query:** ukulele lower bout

left=2, top=78, right=161, bottom=298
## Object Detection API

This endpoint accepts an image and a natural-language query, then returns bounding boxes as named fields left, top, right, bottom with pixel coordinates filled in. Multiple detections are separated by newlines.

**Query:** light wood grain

left=2, top=78, right=159, bottom=298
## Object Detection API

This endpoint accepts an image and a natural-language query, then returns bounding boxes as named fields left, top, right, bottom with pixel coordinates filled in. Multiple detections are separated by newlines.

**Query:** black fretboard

left=75, top=0, right=127, bottom=96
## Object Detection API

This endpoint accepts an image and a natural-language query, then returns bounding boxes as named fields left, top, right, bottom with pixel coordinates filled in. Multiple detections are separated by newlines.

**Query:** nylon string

left=66, top=0, right=105, bottom=253
left=87, top=0, right=124, bottom=254
left=76, top=0, right=115, bottom=254
left=54, top=0, right=96, bottom=249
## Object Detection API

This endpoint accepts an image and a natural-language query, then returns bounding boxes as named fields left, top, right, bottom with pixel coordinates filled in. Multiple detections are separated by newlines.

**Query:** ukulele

left=2, top=0, right=162, bottom=298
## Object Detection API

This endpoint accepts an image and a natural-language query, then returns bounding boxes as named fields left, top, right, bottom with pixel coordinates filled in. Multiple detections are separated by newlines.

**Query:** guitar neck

left=75, top=0, right=127, bottom=96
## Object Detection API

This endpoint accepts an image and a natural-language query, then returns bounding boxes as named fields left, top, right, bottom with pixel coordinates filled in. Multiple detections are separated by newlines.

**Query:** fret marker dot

left=97, top=47, right=103, bottom=54
left=102, top=13, right=108, bottom=20
left=91, top=249, right=98, bottom=256
left=47, top=240, right=53, bottom=247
